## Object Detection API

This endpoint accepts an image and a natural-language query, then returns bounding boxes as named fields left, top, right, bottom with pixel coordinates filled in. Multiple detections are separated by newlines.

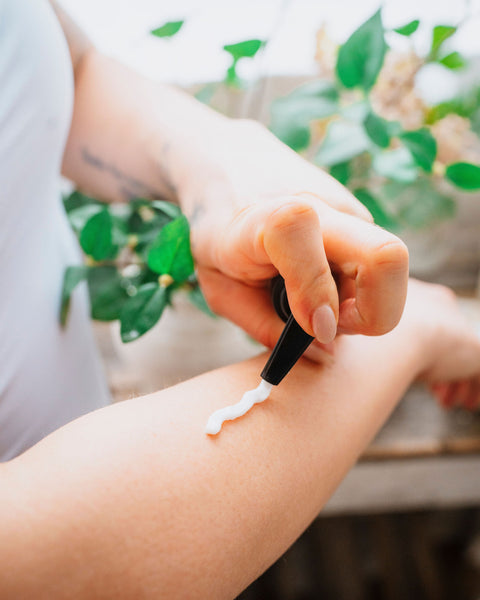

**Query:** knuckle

left=267, top=201, right=319, bottom=234
left=313, top=260, right=332, bottom=281
left=339, top=194, right=374, bottom=223
left=360, top=210, right=375, bottom=224
left=356, top=204, right=374, bottom=223
left=337, top=200, right=368, bottom=219
left=289, top=270, right=338, bottom=326
left=287, top=262, right=333, bottom=303
left=373, top=237, right=409, bottom=274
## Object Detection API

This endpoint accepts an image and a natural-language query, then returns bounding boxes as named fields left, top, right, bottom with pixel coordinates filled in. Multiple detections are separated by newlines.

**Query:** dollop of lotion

left=205, top=379, right=273, bottom=435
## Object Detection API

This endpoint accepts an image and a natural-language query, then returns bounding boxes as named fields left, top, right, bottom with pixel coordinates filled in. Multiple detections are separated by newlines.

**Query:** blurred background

left=58, top=1, right=480, bottom=598
left=60, top=0, right=480, bottom=87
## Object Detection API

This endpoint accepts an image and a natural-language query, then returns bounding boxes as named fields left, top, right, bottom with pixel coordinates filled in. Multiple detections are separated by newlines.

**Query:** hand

left=180, top=119, right=409, bottom=352
left=401, top=280, right=480, bottom=411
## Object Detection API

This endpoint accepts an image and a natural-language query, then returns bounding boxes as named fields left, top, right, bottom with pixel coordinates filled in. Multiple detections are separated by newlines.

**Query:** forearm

left=0, top=319, right=425, bottom=599
left=62, top=49, right=334, bottom=221
left=62, top=48, right=232, bottom=205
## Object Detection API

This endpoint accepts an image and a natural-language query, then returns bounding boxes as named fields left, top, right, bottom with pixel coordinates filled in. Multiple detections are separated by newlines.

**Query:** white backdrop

left=59, top=0, right=480, bottom=86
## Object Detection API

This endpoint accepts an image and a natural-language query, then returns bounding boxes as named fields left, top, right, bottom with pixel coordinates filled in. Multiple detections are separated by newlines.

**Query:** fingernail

left=312, top=305, right=337, bottom=344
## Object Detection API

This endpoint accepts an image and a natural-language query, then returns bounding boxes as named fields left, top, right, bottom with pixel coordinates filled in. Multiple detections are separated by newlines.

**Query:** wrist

left=148, top=88, right=237, bottom=209
left=385, top=298, right=441, bottom=380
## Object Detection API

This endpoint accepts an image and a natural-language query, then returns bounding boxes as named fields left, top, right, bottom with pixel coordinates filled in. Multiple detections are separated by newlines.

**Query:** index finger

left=319, top=208, right=409, bottom=335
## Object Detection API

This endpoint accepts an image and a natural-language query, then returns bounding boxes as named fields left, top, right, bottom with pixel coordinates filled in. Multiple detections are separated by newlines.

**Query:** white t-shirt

left=0, top=0, right=110, bottom=461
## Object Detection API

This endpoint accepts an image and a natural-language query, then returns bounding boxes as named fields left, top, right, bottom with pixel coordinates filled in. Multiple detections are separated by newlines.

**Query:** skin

left=7, top=9, right=470, bottom=596
left=50, top=1, right=409, bottom=355
left=0, top=280, right=479, bottom=599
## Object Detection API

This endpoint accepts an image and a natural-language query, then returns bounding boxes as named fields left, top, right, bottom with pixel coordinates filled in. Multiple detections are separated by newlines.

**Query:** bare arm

left=3, top=282, right=478, bottom=599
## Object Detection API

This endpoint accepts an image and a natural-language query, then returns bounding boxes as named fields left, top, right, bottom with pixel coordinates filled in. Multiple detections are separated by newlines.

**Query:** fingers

left=430, top=382, right=452, bottom=408
left=196, top=267, right=285, bottom=349
left=291, top=186, right=374, bottom=223
left=262, top=202, right=339, bottom=343
left=198, top=267, right=336, bottom=367
left=203, top=199, right=341, bottom=344
left=465, top=379, right=480, bottom=411
left=210, top=198, right=408, bottom=339
left=319, top=208, right=410, bottom=335
left=430, top=379, right=480, bottom=412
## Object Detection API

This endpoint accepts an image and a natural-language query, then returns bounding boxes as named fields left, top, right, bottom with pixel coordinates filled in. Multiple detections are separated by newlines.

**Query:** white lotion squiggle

left=205, top=379, right=273, bottom=435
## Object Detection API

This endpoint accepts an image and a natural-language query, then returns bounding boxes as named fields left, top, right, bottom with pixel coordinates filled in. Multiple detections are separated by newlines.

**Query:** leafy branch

left=269, top=8, right=480, bottom=232
left=151, top=20, right=185, bottom=39
left=60, top=193, right=213, bottom=343
left=223, top=39, right=266, bottom=87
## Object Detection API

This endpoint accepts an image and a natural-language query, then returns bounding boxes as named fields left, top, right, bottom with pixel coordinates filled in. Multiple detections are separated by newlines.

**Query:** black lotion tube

left=261, top=314, right=314, bottom=385
left=260, top=276, right=314, bottom=386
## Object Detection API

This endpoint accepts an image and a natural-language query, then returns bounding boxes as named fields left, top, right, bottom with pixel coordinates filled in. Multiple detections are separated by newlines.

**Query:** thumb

left=262, top=202, right=339, bottom=343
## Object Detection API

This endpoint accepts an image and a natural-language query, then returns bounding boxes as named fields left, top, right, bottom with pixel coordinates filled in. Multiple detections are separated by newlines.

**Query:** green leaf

left=445, top=162, right=480, bottom=190
left=426, top=86, right=480, bottom=123
left=372, top=147, right=419, bottom=182
left=111, top=214, right=129, bottom=249
left=430, top=25, right=457, bottom=59
left=364, top=111, right=391, bottom=148
left=315, top=120, right=371, bottom=167
left=223, top=39, right=266, bottom=87
left=399, top=128, right=437, bottom=172
left=329, top=162, right=351, bottom=185
left=399, top=180, right=455, bottom=228
left=394, top=20, right=420, bottom=36
left=438, top=51, right=466, bottom=70
left=80, top=208, right=116, bottom=261
left=225, top=64, right=239, bottom=87
left=189, top=285, right=217, bottom=318
left=335, top=9, right=387, bottom=91
left=151, top=20, right=184, bottom=38
left=147, top=215, right=194, bottom=281
left=63, top=191, right=100, bottom=214
left=87, top=266, right=128, bottom=321
left=271, top=118, right=309, bottom=152
left=127, top=204, right=172, bottom=258
left=379, top=179, right=456, bottom=229
left=341, top=100, right=369, bottom=123
left=60, top=265, right=89, bottom=326
left=223, top=39, right=265, bottom=61
left=120, top=283, right=168, bottom=342
left=270, top=81, right=339, bottom=151
left=353, top=188, right=398, bottom=230
left=151, top=200, right=182, bottom=220
left=67, top=204, right=104, bottom=233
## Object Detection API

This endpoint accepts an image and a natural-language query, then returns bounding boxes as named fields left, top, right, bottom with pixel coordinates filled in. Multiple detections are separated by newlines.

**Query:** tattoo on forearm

left=82, top=147, right=175, bottom=202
